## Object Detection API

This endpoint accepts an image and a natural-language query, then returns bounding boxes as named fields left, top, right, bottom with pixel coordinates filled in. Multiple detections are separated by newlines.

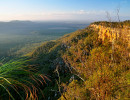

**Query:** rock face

left=90, top=24, right=130, bottom=47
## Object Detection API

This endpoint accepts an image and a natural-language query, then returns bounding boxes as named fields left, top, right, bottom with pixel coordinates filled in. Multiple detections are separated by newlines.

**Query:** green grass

left=0, top=57, right=47, bottom=100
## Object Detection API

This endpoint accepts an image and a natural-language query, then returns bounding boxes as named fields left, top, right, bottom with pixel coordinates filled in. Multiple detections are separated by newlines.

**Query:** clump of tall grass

left=0, top=58, right=47, bottom=100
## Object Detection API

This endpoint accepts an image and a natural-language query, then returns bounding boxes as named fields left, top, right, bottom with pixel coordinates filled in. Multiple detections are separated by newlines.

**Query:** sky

left=0, top=0, right=129, bottom=21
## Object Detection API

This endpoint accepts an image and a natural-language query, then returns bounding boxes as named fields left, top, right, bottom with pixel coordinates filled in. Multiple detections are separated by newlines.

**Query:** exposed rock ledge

left=90, top=24, right=130, bottom=47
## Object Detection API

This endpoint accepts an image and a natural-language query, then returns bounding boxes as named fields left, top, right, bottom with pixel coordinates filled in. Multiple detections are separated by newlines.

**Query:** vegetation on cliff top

left=92, top=20, right=130, bottom=28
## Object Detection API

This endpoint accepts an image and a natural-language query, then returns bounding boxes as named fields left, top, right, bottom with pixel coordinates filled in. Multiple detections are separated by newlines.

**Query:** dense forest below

left=0, top=21, right=129, bottom=100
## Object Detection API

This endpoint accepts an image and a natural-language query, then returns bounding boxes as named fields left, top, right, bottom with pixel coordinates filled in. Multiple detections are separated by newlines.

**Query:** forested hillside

left=0, top=21, right=129, bottom=100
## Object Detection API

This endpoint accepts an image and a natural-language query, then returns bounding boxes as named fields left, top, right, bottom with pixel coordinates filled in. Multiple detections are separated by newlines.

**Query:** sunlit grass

left=0, top=58, right=47, bottom=100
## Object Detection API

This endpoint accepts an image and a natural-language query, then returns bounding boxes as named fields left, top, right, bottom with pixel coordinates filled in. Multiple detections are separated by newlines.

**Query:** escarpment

left=58, top=21, right=130, bottom=100
left=9, top=21, right=129, bottom=100
left=90, top=22, right=130, bottom=47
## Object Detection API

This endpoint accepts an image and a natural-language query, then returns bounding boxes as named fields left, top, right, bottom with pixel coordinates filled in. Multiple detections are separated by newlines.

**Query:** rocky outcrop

left=90, top=24, right=130, bottom=46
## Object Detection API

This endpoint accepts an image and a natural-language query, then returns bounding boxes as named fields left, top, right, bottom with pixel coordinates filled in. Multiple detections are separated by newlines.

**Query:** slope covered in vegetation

left=0, top=21, right=129, bottom=100
left=59, top=21, right=130, bottom=99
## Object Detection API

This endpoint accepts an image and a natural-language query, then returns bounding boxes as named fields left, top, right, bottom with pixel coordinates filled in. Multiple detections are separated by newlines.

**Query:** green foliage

left=59, top=80, right=89, bottom=100
left=0, top=58, right=46, bottom=100
left=31, top=41, right=57, bottom=57
left=91, top=20, right=130, bottom=28
left=60, top=24, right=130, bottom=99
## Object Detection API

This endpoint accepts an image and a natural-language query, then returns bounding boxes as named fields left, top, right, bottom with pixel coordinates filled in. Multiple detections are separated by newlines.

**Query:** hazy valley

left=0, top=21, right=89, bottom=58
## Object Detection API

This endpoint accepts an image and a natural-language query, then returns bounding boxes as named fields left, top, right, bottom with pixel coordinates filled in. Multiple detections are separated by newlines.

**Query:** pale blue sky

left=0, top=0, right=129, bottom=21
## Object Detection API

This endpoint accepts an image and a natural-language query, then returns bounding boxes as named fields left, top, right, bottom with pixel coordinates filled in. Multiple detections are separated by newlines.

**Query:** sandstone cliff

left=90, top=23, right=130, bottom=47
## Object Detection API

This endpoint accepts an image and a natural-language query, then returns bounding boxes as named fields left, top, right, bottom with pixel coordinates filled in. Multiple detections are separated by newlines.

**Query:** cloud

left=75, top=10, right=87, bottom=14
left=74, top=10, right=105, bottom=15
left=0, top=10, right=106, bottom=21
left=0, top=10, right=128, bottom=21
left=42, top=10, right=107, bottom=21
left=41, top=10, right=105, bottom=16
